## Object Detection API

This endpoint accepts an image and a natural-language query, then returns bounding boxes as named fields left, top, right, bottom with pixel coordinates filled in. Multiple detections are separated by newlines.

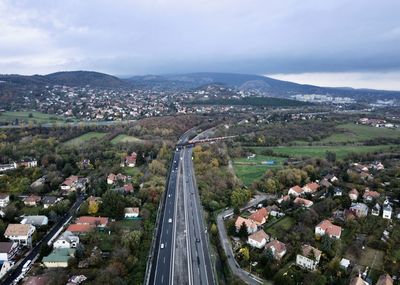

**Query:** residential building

left=315, top=220, right=342, bottom=239
left=121, top=152, right=137, bottom=167
left=124, top=207, right=140, bottom=219
left=349, top=189, right=359, bottom=201
left=349, top=276, right=369, bottom=285
left=53, top=231, right=79, bottom=249
left=363, top=189, right=380, bottom=202
left=23, top=195, right=41, bottom=206
left=0, top=162, right=17, bottom=172
left=383, top=205, right=393, bottom=220
left=376, top=274, right=393, bottom=285
left=123, top=183, right=134, bottom=194
left=265, top=240, right=287, bottom=260
left=247, top=230, right=269, bottom=249
left=349, top=203, right=369, bottom=218
left=17, top=159, right=37, bottom=168
left=0, top=194, right=10, bottom=208
left=296, top=244, right=322, bottom=271
left=294, top=197, right=313, bottom=208
left=302, top=182, right=319, bottom=194
left=0, top=242, right=18, bottom=262
left=42, top=196, right=59, bottom=208
left=324, top=174, right=338, bottom=183
left=235, top=216, right=257, bottom=234
left=4, top=224, right=36, bottom=247
left=371, top=203, right=381, bottom=216
left=107, top=173, right=127, bottom=185
left=76, top=216, right=108, bottom=228
left=288, top=185, right=303, bottom=197
left=21, top=215, right=49, bottom=226
left=333, top=188, right=343, bottom=197
left=66, top=224, right=94, bottom=236
left=60, top=175, right=79, bottom=191
left=43, top=248, right=76, bottom=268
left=249, top=208, right=269, bottom=226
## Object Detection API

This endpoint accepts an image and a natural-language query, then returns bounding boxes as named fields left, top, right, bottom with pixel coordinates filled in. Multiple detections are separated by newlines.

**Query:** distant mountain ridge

left=1, top=71, right=400, bottom=101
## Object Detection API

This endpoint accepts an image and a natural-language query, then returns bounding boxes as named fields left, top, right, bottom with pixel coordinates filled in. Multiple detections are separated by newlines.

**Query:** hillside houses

left=235, top=216, right=257, bottom=234
left=4, top=224, right=36, bottom=247
left=296, top=244, right=322, bottom=271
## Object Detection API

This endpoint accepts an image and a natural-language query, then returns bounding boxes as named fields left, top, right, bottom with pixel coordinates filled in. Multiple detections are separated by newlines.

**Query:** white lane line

left=183, top=150, right=193, bottom=285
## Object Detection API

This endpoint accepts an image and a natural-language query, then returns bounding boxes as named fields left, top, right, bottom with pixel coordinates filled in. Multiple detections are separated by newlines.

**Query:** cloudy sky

left=1, top=0, right=400, bottom=90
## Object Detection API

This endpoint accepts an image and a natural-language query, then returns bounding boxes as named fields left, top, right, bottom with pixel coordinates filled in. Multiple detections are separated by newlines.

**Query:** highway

left=147, top=131, right=215, bottom=285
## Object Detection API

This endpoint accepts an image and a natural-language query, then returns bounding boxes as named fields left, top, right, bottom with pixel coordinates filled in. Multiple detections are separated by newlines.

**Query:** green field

left=320, top=123, right=400, bottom=144
left=265, top=144, right=398, bottom=159
left=64, top=132, right=108, bottom=146
left=264, top=216, right=295, bottom=239
left=233, top=155, right=285, bottom=186
left=111, top=134, right=144, bottom=144
left=0, top=111, right=65, bottom=124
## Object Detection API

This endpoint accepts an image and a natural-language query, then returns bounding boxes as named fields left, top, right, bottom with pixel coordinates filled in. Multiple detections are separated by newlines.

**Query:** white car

left=161, top=243, right=165, bottom=249
left=168, top=218, right=172, bottom=223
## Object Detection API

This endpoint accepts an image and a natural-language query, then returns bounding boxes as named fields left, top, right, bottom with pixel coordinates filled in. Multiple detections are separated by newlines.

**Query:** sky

left=1, top=0, right=400, bottom=90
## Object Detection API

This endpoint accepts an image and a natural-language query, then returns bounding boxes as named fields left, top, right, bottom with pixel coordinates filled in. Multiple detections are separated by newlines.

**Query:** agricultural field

left=265, top=144, right=399, bottom=159
left=111, top=134, right=144, bottom=144
left=0, top=111, right=66, bottom=124
left=233, top=155, right=285, bottom=186
left=63, top=132, right=108, bottom=146
left=319, top=123, right=400, bottom=144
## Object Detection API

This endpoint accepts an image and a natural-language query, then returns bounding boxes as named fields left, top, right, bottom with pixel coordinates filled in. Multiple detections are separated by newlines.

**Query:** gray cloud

left=1, top=0, right=400, bottom=77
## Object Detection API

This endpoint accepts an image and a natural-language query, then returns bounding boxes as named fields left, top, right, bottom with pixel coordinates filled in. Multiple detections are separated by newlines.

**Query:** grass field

left=264, top=216, right=295, bottom=239
left=320, top=123, right=400, bottom=144
left=266, top=144, right=398, bottom=159
left=233, top=155, right=285, bottom=186
left=111, top=134, right=144, bottom=144
left=64, top=132, right=108, bottom=146
left=345, top=247, right=384, bottom=270
left=0, top=111, right=65, bottom=124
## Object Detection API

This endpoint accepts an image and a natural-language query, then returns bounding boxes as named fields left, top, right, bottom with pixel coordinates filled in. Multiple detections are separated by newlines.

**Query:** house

left=319, top=178, right=332, bottom=189
left=369, top=161, right=384, bottom=171
left=371, top=203, right=381, bottom=216
left=315, top=220, right=342, bottom=239
left=265, top=240, right=287, bottom=260
left=0, top=162, right=17, bottom=173
left=4, top=224, right=36, bottom=246
left=349, top=276, right=369, bottom=285
left=107, top=173, right=127, bottom=185
left=296, top=244, right=322, bottom=271
left=277, top=195, right=290, bottom=204
left=324, top=174, right=338, bottom=183
left=123, top=183, right=134, bottom=194
left=53, top=231, right=79, bottom=249
left=235, top=216, right=257, bottom=234
left=60, top=175, right=79, bottom=191
left=340, top=258, right=351, bottom=270
left=249, top=208, right=269, bottom=226
left=124, top=207, right=140, bottom=219
left=42, top=196, right=59, bottom=208
left=349, top=203, right=369, bottom=218
left=21, top=215, right=49, bottom=226
left=247, top=230, right=269, bottom=249
left=383, top=205, right=393, bottom=220
left=76, top=216, right=108, bottom=228
left=43, top=248, right=76, bottom=268
left=293, top=197, right=313, bottom=208
left=349, top=189, right=359, bottom=201
left=363, top=189, right=380, bottom=202
left=0, top=242, right=18, bottom=262
left=333, top=188, right=343, bottom=197
left=376, top=274, right=393, bottom=285
left=66, top=224, right=94, bottom=235
left=302, top=182, right=319, bottom=194
left=122, top=152, right=137, bottom=167
left=288, top=185, right=303, bottom=197
left=23, top=195, right=41, bottom=206
left=0, top=193, right=10, bottom=208
left=17, top=159, right=37, bottom=168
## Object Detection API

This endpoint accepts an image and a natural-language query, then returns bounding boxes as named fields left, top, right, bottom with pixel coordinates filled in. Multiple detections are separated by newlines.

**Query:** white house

left=296, top=245, right=322, bottom=271
left=383, top=205, right=393, bottom=220
left=349, top=203, right=369, bottom=218
left=349, top=189, right=359, bottom=201
left=288, top=186, right=303, bottom=197
left=315, top=220, right=342, bottom=239
left=265, top=240, right=287, bottom=260
left=0, top=194, right=10, bottom=208
left=235, top=216, right=257, bottom=234
left=4, top=224, right=36, bottom=247
left=53, top=231, right=80, bottom=249
left=124, top=207, right=140, bottom=219
left=21, top=215, right=49, bottom=227
left=248, top=230, right=269, bottom=249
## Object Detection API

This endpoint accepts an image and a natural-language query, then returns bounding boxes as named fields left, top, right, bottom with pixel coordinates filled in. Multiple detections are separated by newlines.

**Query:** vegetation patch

left=0, top=111, right=65, bottom=124
left=264, top=216, right=295, bottom=239
left=111, top=134, right=144, bottom=144
left=63, top=132, right=108, bottom=146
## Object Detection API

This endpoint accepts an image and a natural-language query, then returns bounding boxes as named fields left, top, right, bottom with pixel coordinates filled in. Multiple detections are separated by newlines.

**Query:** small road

left=1, top=195, right=84, bottom=285
left=216, top=194, right=275, bottom=285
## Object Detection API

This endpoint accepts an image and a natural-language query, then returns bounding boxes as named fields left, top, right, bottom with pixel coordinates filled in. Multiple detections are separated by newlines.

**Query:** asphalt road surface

left=148, top=130, right=215, bottom=285
left=2, top=195, right=84, bottom=285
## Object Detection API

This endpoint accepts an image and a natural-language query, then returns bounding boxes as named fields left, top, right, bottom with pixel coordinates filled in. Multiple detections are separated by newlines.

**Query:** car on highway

left=21, top=260, right=31, bottom=273
left=168, top=194, right=171, bottom=198
left=196, top=238, right=200, bottom=243
left=168, top=218, right=172, bottom=223
left=160, top=243, right=164, bottom=249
